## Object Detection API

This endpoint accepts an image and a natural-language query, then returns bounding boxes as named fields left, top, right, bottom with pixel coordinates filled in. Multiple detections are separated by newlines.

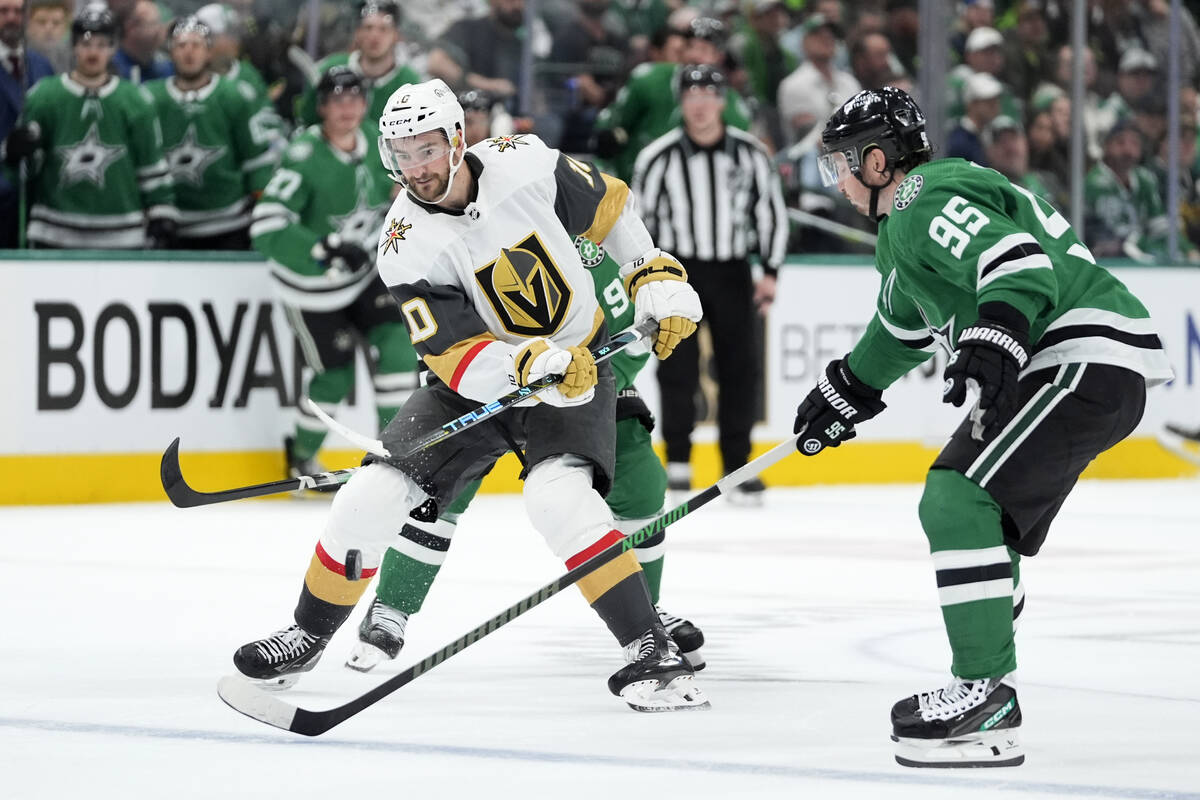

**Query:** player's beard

left=410, top=171, right=448, bottom=203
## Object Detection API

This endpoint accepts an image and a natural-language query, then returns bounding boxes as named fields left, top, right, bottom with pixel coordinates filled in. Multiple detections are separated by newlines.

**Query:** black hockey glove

left=145, top=217, right=177, bottom=249
left=942, top=303, right=1031, bottom=443
left=4, top=122, right=41, bottom=166
left=793, top=356, right=887, bottom=456
left=312, top=233, right=370, bottom=276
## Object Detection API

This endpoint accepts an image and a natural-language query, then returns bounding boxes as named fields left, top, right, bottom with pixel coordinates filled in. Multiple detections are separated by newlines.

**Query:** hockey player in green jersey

left=250, top=66, right=418, bottom=481
left=344, top=243, right=706, bottom=675
left=292, top=1, right=419, bottom=130
left=794, top=88, right=1172, bottom=768
left=145, top=17, right=277, bottom=250
left=7, top=7, right=178, bottom=249
left=592, top=17, right=752, bottom=182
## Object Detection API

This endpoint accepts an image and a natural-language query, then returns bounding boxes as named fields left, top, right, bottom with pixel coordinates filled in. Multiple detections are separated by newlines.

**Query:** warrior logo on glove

left=476, top=232, right=572, bottom=336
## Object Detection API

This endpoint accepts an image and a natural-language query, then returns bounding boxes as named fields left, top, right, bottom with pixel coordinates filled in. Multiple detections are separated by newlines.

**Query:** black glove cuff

left=831, top=356, right=882, bottom=401
left=978, top=302, right=1031, bottom=338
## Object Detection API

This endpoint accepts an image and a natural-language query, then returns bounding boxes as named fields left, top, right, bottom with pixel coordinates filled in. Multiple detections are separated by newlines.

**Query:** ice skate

left=657, top=606, right=706, bottom=670
left=285, top=436, right=337, bottom=495
left=607, top=625, right=710, bottom=712
left=727, top=476, right=765, bottom=507
left=665, top=461, right=691, bottom=504
left=345, top=598, right=409, bottom=673
left=232, top=624, right=329, bottom=690
left=890, top=673, right=1023, bottom=768
left=1158, top=423, right=1200, bottom=466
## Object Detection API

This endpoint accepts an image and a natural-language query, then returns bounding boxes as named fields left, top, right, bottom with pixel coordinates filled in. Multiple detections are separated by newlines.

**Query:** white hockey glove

left=620, top=250, right=702, bottom=359
left=507, top=338, right=598, bottom=407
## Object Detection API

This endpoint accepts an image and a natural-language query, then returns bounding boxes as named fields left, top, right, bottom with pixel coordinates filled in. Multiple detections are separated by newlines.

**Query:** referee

left=632, top=64, right=788, bottom=505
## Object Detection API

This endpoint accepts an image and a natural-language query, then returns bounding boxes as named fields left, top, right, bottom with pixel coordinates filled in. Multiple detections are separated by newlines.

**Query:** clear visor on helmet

left=817, top=150, right=857, bottom=188
left=379, top=135, right=454, bottom=174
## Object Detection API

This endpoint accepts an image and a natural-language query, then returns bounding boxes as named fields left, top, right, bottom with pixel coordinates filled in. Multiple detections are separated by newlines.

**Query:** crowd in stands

left=3, top=0, right=1200, bottom=261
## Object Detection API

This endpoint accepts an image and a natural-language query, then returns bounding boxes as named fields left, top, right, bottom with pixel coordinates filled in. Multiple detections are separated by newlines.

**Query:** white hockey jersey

left=375, top=133, right=651, bottom=402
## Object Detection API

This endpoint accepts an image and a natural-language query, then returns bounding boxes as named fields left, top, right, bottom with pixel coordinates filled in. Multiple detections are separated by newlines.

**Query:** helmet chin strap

left=858, top=165, right=895, bottom=221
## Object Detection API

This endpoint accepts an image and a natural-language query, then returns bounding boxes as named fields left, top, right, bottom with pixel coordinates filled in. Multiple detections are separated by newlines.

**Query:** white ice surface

left=2, top=481, right=1198, bottom=799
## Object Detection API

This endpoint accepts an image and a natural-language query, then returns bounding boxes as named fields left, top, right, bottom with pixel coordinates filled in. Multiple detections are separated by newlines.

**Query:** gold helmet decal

left=475, top=231, right=572, bottom=336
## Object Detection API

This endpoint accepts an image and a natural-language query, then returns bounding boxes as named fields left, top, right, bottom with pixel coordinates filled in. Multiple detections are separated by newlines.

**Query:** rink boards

left=2, top=252, right=1197, bottom=504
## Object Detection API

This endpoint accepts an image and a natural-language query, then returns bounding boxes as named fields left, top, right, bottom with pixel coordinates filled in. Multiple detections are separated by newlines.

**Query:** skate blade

left=345, top=642, right=390, bottom=673
left=892, top=730, right=1024, bottom=768
left=243, top=672, right=303, bottom=692
left=726, top=491, right=764, bottom=508
left=680, top=646, right=706, bottom=671
left=1157, top=431, right=1200, bottom=467
left=620, top=675, right=711, bottom=713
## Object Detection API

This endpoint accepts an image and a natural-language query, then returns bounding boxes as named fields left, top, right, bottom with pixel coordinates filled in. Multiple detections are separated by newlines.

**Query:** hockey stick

left=216, top=434, right=799, bottom=735
left=160, top=320, right=658, bottom=508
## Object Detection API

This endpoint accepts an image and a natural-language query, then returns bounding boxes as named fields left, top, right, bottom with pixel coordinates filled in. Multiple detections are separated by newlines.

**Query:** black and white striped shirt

left=632, top=126, right=788, bottom=273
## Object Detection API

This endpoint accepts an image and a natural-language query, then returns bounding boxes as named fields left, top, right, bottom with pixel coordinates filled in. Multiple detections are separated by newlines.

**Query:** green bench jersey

left=226, top=59, right=288, bottom=157
left=293, top=52, right=421, bottom=129
left=144, top=75, right=277, bottom=238
left=594, top=61, right=752, bottom=182
left=250, top=122, right=394, bottom=311
left=20, top=74, right=177, bottom=248
left=848, top=157, right=1173, bottom=391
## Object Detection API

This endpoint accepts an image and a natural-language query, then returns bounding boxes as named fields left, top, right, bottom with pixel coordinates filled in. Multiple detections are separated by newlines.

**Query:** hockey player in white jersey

left=229, top=79, right=708, bottom=712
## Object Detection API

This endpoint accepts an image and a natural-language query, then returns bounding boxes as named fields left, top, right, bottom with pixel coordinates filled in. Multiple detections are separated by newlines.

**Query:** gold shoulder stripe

left=581, top=172, right=630, bottom=245
left=423, top=333, right=499, bottom=389
left=580, top=307, right=605, bottom=347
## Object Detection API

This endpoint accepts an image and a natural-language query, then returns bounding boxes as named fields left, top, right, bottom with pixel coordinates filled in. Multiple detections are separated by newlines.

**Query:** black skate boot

left=727, top=476, right=765, bottom=507
left=345, top=598, right=409, bottom=673
left=607, top=625, right=710, bottom=712
left=233, top=623, right=330, bottom=690
left=890, top=673, right=1023, bottom=768
left=656, top=606, right=706, bottom=670
left=285, top=436, right=336, bottom=494
left=1158, top=423, right=1200, bottom=466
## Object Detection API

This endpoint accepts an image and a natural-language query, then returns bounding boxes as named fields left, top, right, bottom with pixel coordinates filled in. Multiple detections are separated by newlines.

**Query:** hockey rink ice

left=2, top=479, right=1197, bottom=800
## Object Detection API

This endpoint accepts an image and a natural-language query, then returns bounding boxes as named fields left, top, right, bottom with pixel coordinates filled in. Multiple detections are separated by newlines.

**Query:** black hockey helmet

left=167, top=15, right=213, bottom=47
left=317, top=65, right=365, bottom=104
left=688, top=17, right=727, bottom=48
left=678, top=63, right=727, bottom=94
left=71, top=6, right=117, bottom=46
left=819, top=87, right=930, bottom=189
left=457, top=88, right=493, bottom=113
left=356, top=0, right=402, bottom=26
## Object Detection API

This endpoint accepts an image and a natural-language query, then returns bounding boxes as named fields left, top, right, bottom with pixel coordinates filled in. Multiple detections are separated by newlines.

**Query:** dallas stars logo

left=166, top=124, right=226, bottom=186
left=892, top=174, right=923, bottom=211
left=329, top=191, right=382, bottom=248
left=380, top=217, right=412, bottom=254
left=574, top=235, right=604, bottom=268
left=487, top=134, right=529, bottom=153
left=56, top=122, right=125, bottom=188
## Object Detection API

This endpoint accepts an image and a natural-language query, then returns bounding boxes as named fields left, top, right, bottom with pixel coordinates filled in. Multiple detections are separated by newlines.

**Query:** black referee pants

left=656, top=257, right=759, bottom=471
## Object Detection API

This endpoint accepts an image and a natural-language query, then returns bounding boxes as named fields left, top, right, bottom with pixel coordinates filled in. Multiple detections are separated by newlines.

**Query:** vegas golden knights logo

left=475, top=232, right=572, bottom=336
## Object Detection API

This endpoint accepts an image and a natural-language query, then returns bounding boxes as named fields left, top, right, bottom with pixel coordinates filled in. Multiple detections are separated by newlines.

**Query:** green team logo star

left=892, top=174, right=923, bottom=211
left=166, top=124, right=227, bottom=187
left=574, top=235, right=604, bottom=267
left=329, top=191, right=382, bottom=250
left=56, top=122, right=125, bottom=188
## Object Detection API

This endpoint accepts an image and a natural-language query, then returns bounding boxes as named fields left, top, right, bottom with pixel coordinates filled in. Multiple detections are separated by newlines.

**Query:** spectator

left=849, top=31, right=897, bottom=91
left=113, top=0, right=173, bottom=84
left=1026, top=101, right=1070, bottom=200
left=1141, top=0, right=1200, bottom=89
left=145, top=16, right=276, bottom=250
left=428, top=0, right=546, bottom=112
left=946, top=72, right=1002, bottom=164
left=885, top=0, right=919, bottom=78
left=250, top=66, right=417, bottom=482
left=1001, top=0, right=1050, bottom=103
left=947, top=27, right=1020, bottom=123
left=1, top=0, right=55, bottom=248
left=1100, top=48, right=1157, bottom=124
left=1132, top=92, right=1168, bottom=163
left=549, top=0, right=629, bottom=153
left=26, top=0, right=70, bottom=74
left=984, top=114, right=1061, bottom=208
left=7, top=6, right=178, bottom=248
left=295, top=2, right=420, bottom=129
left=632, top=64, right=786, bottom=506
left=1151, top=118, right=1200, bottom=250
left=777, top=13, right=859, bottom=143
left=949, top=0, right=994, bottom=62
left=1085, top=118, right=1174, bottom=260
left=591, top=17, right=751, bottom=181
left=1040, top=45, right=1104, bottom=161
left=645, top=23, right=686, bottom=65
left=732, top=0, right=796, bottom=114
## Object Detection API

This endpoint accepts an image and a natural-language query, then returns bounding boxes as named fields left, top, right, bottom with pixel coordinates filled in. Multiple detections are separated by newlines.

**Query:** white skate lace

left=623, top=630, right=659, bottom=663
left=254, top=624, right=318, bottom=664
left=656, top=607, right=688, bottom=634
left=366, top=600, right=408, bottom=640
left=917, top=677, right=991, bottom=721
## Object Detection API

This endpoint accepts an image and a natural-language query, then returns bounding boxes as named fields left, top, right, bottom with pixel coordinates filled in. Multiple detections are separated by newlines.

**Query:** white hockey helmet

left=378, top=79, right=466, bottom=203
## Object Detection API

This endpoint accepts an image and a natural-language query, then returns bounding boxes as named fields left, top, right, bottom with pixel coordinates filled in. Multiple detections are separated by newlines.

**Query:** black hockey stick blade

left=160, top=437, right=354, bottom=508
left=162, top=320, right=658, bottom=507
left=216, top=436, right=798, bottom=735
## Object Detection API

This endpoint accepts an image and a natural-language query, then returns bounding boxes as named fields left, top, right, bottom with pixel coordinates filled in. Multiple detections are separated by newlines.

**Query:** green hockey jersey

left=848, top=158, right=1173, bottom=391
left=579, top=240, right=649, bottom=392
left=20, top=74, right=177, bottom=248
left=144, top=74, right=277, bottom=239
left=251, top=123, right=394, bottom=311
left=594, top=61, right=753, bottom=182
left=1083, top=161, right=1195, bottom=261
left=226, top=59, right=288, bottom=156
left=293, top=51, right=421, bottom=129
